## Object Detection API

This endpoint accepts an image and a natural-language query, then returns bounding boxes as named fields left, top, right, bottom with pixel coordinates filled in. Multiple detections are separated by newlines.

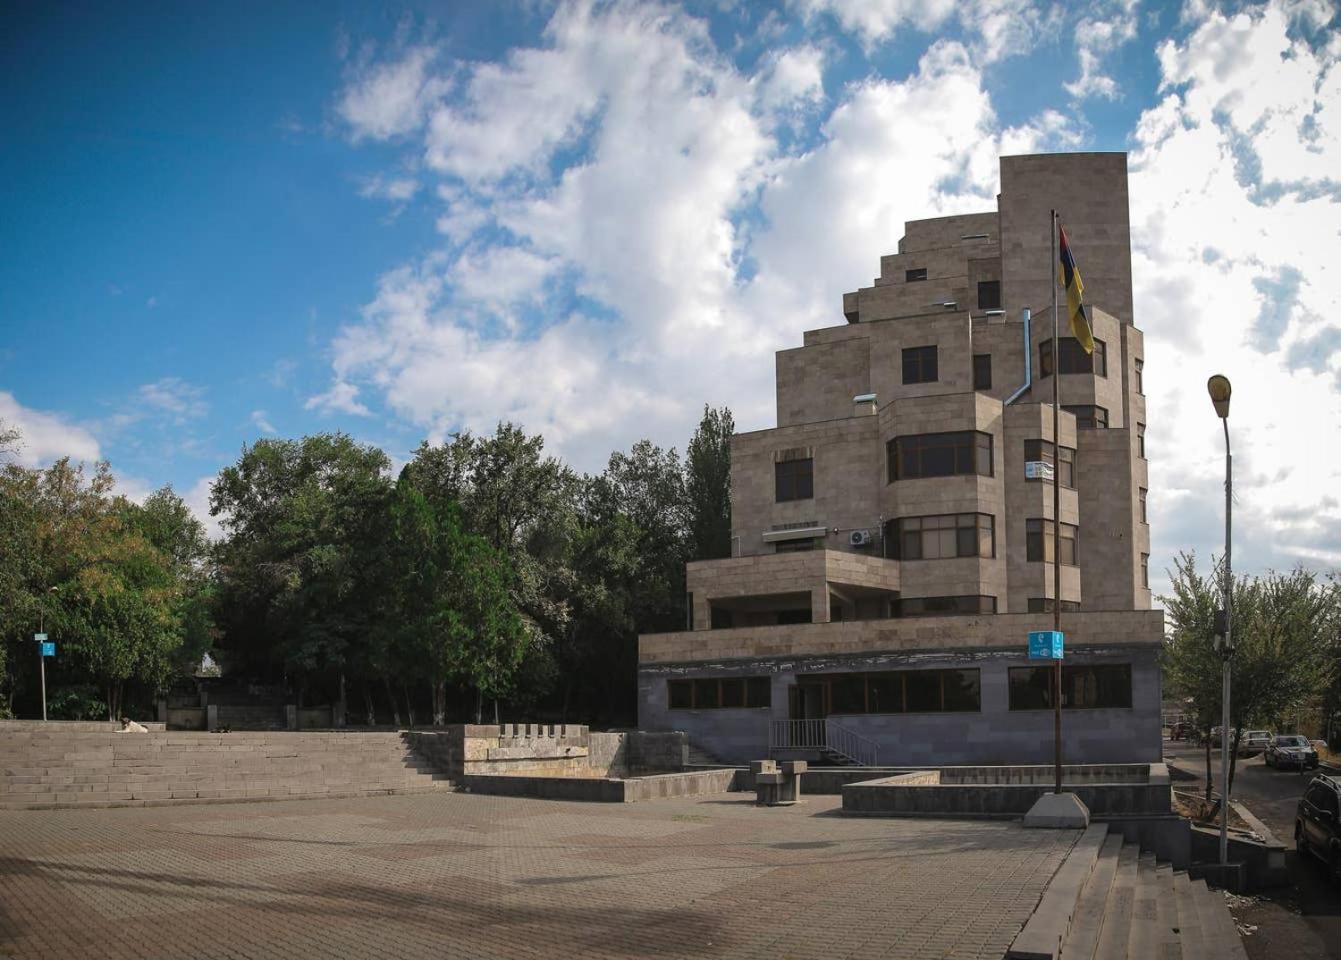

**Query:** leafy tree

left=685, top=405, right=733, bottom=561
left=1163, top=552, right=1338, bottom=796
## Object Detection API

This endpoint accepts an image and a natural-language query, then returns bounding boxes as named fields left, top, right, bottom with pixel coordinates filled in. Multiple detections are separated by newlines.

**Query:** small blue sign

left=1028, top=630, right=1064, bottom=659
left=40, top=642, right=55, bottom=657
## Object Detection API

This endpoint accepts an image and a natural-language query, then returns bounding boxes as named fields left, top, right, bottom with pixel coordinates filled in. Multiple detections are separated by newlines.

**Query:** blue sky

left=3, top=0, right=1341, bottom=593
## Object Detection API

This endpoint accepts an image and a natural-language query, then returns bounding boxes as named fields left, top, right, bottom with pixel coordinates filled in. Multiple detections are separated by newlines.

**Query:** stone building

left=637, top=152, right=1162, bottom=766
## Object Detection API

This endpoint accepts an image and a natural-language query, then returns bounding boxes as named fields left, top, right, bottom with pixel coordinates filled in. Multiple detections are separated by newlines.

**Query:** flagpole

left=1051, top=209, right=1063, bottom=796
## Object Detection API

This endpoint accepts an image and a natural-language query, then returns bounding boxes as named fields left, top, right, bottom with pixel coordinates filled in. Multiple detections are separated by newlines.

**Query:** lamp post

left=1207, top=374, right=1232, bottom=868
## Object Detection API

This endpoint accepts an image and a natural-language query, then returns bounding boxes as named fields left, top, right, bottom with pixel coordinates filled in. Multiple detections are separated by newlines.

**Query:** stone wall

left=405, top=725, right=686, bottom=781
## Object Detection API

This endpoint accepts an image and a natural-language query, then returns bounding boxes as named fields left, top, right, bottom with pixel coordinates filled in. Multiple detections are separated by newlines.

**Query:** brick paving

left=0, top=792, right=1078, bottom=959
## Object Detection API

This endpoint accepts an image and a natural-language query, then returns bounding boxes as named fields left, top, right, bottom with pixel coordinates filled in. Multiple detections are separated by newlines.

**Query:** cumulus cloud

left=305, top=380, right=371, bottom=417
left=1064, top=0, right=1139, bottom=100
left=251, top=410, right=278, bottom=435
left=795, top=0, right=1055, bottom=62
left=1129, top=0, right=1341, bottom=591
left=338, top=44, right=450, bottom=141
left=137, top=377, right=208, bottom=424
left=0, top=391, right=102, bottom=468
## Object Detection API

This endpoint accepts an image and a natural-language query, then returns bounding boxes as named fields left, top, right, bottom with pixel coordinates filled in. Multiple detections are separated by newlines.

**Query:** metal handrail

left=768, top=718, right=879, bottom=766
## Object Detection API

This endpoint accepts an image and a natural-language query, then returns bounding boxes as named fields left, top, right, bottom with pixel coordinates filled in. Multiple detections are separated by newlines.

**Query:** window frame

left=902, top=345, right=939, bottom=385
left=890, top=512, right=995, bottom=561
left=1140, top=553, right=1150, bottom=588
left=896, top=595, right=997, bottom=617
left=818, top=668, right=983, bottom=715
left=1134, top=358, right=1144, bottom=395
left=1139, top=487, right=1148, bottom=524
left=905, top=268, right=928, bottom=282
left=1023, top=440, right=1076, bottom=488
left=887, top=431, right=994, bottom=482
left=1026, top=598, right=1081, bottom=613
left=1007, top=664, right=1133, bottom=710
left=1025, top=518, right=1079, bottom=565
left=774, top=457, right=814, bottom=503
left=1137, top=423, right=1146, bottom=458
left=667, top=676, right=773, bottom=710
left=977, top=280, right=1001, bottom=311
left=1039, top=337, right=1107, bottom=378
left=973, top=353, right=992, bottom=391
left=1063, top=405, right=1108, bottom=430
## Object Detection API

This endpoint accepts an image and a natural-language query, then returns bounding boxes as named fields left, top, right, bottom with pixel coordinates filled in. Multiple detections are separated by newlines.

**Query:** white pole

left=1220, top=419, right=1232, bottom=866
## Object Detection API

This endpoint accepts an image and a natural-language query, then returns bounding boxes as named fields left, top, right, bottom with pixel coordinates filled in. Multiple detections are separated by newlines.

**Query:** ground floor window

left=801, top=668, right=981, bottom=714
left=668, top=676, right=771, bottom=710
left=1008, top=664, right=1132, bottom=710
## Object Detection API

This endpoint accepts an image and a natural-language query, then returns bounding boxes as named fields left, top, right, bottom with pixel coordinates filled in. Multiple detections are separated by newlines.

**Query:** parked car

left=1267, top=734, right=1320, bottom=770
left=1240, top=730, right=1274, bottom=754
left=1296, top=774, right=1341, bottom=880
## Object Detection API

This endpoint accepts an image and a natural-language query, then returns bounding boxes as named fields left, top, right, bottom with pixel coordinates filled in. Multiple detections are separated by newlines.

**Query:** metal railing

left=768, top=718, right=879, bottom=767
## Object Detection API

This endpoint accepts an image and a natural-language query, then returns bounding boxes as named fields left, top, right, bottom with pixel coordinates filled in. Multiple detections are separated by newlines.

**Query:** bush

left=48, top=685, right=108, bottom=721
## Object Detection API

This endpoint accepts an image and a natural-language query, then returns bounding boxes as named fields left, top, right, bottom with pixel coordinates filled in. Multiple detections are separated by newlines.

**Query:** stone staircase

left=1008, top=824, right=1247, bottom=959
left=0, top=730, right=451, bottom=809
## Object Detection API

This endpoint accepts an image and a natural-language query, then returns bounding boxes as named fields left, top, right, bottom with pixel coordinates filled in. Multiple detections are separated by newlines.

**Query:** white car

left=1240, top=730, right=1273, bottom=753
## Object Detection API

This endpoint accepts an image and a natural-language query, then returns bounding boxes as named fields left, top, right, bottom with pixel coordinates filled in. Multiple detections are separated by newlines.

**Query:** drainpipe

left=1004, top=307, right=1032, bottom=406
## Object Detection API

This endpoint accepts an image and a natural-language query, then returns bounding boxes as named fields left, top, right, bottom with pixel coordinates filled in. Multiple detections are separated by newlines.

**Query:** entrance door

left=789, top=682, right=826, bottom=720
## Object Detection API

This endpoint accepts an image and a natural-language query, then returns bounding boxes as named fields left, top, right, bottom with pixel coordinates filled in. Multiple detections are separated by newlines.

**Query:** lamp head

left=1207, top=374, right=1231, bottom=419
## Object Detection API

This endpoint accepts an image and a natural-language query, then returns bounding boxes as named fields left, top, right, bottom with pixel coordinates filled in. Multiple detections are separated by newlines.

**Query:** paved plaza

left=0, top=792, right=1076, bottom=959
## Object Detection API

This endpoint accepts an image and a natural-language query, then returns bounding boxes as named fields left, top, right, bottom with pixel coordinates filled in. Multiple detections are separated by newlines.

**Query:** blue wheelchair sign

left=40, top=642, right=55, bottom=657
left=1028, top=630, right=1064, bottom=659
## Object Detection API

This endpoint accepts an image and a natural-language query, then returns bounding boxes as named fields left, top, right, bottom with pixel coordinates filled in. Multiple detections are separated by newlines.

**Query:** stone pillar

left=206, top=704, right=219, bottom=732
left=286, top=704, right=298, bottom=730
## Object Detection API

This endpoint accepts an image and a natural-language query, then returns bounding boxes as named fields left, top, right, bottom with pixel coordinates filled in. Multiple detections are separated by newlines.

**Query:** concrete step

left=1091, top=841, right=1137, bottom=960
left=1171, top=872, right=1206, bottom=960
left=1125, top=852, right=1158, bottom=959
left=1060, top=832, right=1123, bottom=960
left=1193, top=881, right=1247, bottom=959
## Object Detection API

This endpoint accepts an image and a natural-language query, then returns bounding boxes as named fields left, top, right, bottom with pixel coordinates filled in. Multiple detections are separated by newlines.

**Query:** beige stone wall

left=776, top=336, right=871, bottom=427
left=639, top=609, right=1163, bottom=664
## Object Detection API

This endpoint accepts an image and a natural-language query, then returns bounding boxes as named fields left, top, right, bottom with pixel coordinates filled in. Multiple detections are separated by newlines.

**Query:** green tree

left=685, top=404, right=733, bottom=561
left=1163, top=552, right=1338, bottom=796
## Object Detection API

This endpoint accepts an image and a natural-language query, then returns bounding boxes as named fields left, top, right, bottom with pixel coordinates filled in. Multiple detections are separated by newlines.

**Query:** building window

left=888, top=431, right=993, bottom=481
left=819, top=669, right=982, bottom=714
left=1139, top=487, right=1148, bottom=523
left=1135, top=358, right=1144, bottom=394
left=890, top=513, right=994, bottom=560
left=977, top=280, right=1001, bottom=310
left=1063, top=405, right=1108, bottom=429
left=1137, top=422, right=1146, bottom=458
left=1008, top=664, right=1132, bottom=710
left=973, top=354, right=992, bottom=390
left=1026, top=519, right=1078, bottom=565
left=774, top=538, right=819, bottom=553
left=1039, top=338, right=1107, bottom=378
left=777, top=609, right=812, bottom=625
left=710, top=606, right=733, bottom=629
left=1023, top=440, right=1076, bottom=488
left=775, top=458, right=813, bottom=502
left=896, top=596, right=997, bottom=617
left=1026, top=598, right=1082, bottom=613
left=1141, top=553, right=1150, bottom=587
left=906, top=268, right=927, bottom=282
left=902, top=345, right=938, bottom=384
left=668, top=677, right=772, bottom=710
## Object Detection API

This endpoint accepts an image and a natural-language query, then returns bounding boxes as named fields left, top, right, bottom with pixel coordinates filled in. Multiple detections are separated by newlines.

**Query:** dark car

left=1267, top=734, right=1320, bottom=770
left=1296, top=774, right=1341, bottom=880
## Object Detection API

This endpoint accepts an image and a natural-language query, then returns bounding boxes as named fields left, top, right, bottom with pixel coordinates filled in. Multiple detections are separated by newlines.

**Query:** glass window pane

left=956, top=526, right=976, bottom=557
left=668, top=681, right=692, bottom=710
left=693, top=679, right=718, bottom=709
left=867, top=674, right=902, bottom=713
left=830, top=676, right=866, bottom=714
left=720, top=678, right=745, bottom=708
left=746, top=677, right=771, bottom=708
left=905, top=671, right=941, bottom=712
left=942, top=670, right=981, bottom=711
left=1009, top=667, right=1052, bottom=710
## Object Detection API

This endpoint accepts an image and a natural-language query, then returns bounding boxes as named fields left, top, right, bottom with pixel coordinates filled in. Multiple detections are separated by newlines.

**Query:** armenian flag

left=1058, top=224, right=1094, bottom=354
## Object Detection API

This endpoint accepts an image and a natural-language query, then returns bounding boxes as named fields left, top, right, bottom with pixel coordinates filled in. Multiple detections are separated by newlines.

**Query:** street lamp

left=1207, top=374, right=1232, bottom=869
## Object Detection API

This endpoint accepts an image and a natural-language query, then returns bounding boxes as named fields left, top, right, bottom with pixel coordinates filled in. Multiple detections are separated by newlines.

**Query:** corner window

left=1040, top=338, right=1107, bottom=378
left=906, top=268, right=927, bottom=282
left=973, top=354, right=992, bottom=390
left=775, top=458, right=813, bottom=502
left=888, top=431, right=993, bottom=482
left=1023, top=440, right=1076, bottom=488
left=1008, top=664, right=1132, bottom=710
left=902, top=345, right=938, bottom=385
left=977, top=280, right=1001, bottom=311
left=889, top=513, right=994, bottom=560
left=1063, top=405, right=1108, bottom=430
left=1026, top=518, right=1078, bottom=565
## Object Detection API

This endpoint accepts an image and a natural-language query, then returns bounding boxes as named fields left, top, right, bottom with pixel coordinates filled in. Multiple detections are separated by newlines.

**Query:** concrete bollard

left=754, top=759, right=807, bottom=806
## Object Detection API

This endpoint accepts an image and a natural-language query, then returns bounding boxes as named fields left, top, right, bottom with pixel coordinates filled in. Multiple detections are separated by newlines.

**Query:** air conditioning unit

left=849, top=529, right=873, bottom=547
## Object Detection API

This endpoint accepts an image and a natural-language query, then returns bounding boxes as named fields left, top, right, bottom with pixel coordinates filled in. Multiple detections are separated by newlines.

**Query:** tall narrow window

left=1141, top=553, right=1150, bottom=587
left=775, top=458, right=813, bottom=502
left=906, top=268, right=928, bottom=282
left=1137, top=423, right=1146, bottom=458
left=973, top=354, right=992, bottom=390
left=1139, top=487, right=1148, bottom=523
left=1135, top=358, right=1144, bottom=394
left=902, top=345, right=939, bottom=384
left=977, top=280, right=1001, bottom=310
left=1026, top=519, right=1078, bottom=564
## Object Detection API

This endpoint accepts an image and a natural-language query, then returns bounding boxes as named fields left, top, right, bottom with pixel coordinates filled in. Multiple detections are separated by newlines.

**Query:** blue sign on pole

left=40, top=642, right=56, bottom=657
left=1028, top=630, right=1064, bottom=659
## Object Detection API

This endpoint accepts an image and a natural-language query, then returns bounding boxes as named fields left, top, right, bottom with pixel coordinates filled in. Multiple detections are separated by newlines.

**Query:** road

left=1165, top=740, right=1341, bottom=958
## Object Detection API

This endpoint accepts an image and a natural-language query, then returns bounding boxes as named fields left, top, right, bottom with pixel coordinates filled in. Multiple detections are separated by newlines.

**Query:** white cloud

left=1129, top=0, right=1341, bottom=593
left=795, top=0, right=1054, bottom=62
left=1064, top=0, right=1139, bottom=100
left=338, top=44, right=449, bottom=141
left=358, top=174, right=421, bottom=202
left=183, top=474, right=225, bottom=542
left=0, top=391, right=102, bottom=468
left=137, top=377, right=208, bottom=424
left=756, top=45, right=826, bottom=115
left=251, top=410, right=278, bottom=435
left=305, top=380, right=372, bottom=417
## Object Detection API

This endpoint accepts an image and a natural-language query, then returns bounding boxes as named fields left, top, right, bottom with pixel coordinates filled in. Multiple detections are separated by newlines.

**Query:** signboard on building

left=1024, top=461, right=1054, bottom=481
left=1028, top=630, right=1064, bottom=659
